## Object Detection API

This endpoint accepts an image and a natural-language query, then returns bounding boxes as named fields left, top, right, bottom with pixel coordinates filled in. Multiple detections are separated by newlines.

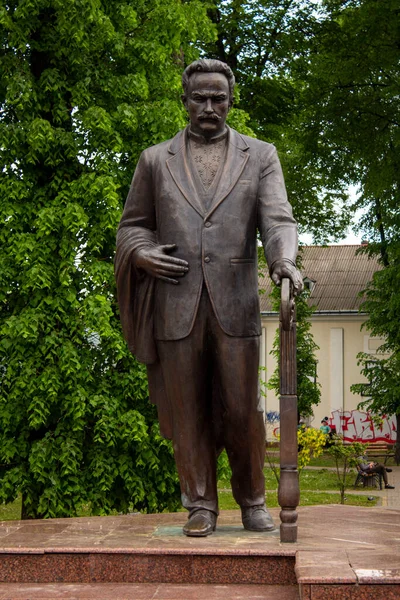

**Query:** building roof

left=259, top=245, right=381, bottom=313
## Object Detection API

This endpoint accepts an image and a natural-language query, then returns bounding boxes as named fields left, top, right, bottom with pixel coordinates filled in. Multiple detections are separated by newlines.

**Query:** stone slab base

left=0, top=583, right=300, bottom=599
left=0, top=505, right=399, bottom=598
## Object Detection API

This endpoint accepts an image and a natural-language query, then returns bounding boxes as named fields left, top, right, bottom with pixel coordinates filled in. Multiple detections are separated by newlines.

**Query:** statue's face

left=184, top=72, right=231, bottom=137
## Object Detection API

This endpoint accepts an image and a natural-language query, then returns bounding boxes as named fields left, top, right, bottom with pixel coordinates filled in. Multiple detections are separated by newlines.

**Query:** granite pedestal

left=0, top=506, right=399, bottom=599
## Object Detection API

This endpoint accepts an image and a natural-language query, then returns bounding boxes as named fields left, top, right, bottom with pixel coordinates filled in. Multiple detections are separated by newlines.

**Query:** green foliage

left=0, top=0, right=216, bottom=518
left=351, top=247, right=400, bottom=460
left=297, top=0, right=400, bottom=246
left=297, top=427, right=326, bottom=473
left=201, top=0, right=352, bottom=242
left=203, top=1, right=399, bottom=245
left=265, top=443, right=280, bottom=485
left=217, top=449, right=232, bottom=483
left=354, top=242, right=400, bottom=370
left=305, top=0, right=400, bottom=459
left=267, top=426, right=326, bottom=484
left=352, top=353, right=400, bottom=419
left=328, top=438, right=364, bottom=504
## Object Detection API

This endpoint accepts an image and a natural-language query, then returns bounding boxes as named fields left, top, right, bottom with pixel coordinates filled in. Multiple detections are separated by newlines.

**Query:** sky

left=300, top=229, right=361, bottom=246
left=300, top=186, right=364, bottom=246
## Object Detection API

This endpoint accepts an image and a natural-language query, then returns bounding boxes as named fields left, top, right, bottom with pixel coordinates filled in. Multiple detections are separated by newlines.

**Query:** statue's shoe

left=183, top=509, right=217, bottom=537
left=241, top=504, right=275, bottom=532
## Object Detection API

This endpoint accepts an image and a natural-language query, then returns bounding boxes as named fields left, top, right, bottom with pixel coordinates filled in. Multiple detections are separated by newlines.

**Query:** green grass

left=267, top=449, right=399, bottom=469
left=0, top=465, right=379, bottom=521
left=265, top=449, right=338, bottom=468
left=220, top=466, right=353, bottom=492
left=217, top=466, right=379, bottom=509
left=0, top=496, right=22, bottom=521
left=306, top=454, right=337, bottom=468
left=218, top=490, right=378, bottom=509
left=298, top=492, right=378, bottom=507
left=299, top=468, right=351, bottom=490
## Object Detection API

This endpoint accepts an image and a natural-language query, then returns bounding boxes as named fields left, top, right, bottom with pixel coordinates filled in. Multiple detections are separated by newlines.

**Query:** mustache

left=198, top=113, right=221, bottom=121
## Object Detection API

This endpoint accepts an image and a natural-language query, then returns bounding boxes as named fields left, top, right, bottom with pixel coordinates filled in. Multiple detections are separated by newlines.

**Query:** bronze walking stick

left=278, top=278, right=300, bottom=542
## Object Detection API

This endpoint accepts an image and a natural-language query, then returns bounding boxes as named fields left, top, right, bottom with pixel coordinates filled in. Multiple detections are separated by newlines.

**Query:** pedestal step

left=0, top=552, right=296, bottom=586
left=0, top=583, right=300, bottom=599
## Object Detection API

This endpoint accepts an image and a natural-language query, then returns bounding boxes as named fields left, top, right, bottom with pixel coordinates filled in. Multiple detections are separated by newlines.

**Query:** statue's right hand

left=134, top=244, right=189, bottom=284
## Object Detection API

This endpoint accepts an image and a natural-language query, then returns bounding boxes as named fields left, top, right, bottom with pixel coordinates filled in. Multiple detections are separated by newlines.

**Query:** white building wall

left=260, top=313, right=385, bottom=439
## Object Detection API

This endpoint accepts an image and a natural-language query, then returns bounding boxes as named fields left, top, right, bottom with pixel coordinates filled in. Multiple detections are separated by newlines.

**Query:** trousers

left=365, top=464, right=388, bottom=485
left=157, top=286, right=266, bottom=515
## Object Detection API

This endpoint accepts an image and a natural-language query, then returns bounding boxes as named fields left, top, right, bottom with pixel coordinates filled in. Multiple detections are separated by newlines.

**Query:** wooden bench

left=354, top=465, right=383, bottom=490
left=353, top=443, right=395, bottom=489
left=362, top=442, right=395, bottom=465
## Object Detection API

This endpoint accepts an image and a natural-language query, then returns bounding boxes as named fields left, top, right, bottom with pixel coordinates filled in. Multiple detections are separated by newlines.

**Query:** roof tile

left=259, top=245, right=380, bottom=312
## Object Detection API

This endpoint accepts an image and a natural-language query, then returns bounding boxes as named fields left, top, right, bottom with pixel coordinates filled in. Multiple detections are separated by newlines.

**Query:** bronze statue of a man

left=115, top=59, right=302, bottom=537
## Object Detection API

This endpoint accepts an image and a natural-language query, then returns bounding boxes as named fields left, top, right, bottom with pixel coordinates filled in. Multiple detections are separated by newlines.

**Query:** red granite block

left=89, top=554, right=150, bottom=583
left=352, top=585, right=400, bottom=600
left=299, top=583, right=311, bottom=600
left=0, top=554, right=90, bottom=583
left=87, top=552, right=296, bottom=585
left=308, top=584, right=400, bottom=599
left=308, top=584, right=354, bottom=599
left=191, top=555, right=297, bottom=585
left=146, top=554, right=196, bottom=583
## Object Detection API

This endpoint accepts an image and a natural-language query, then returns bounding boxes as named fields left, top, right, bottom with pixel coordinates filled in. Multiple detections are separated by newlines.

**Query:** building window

left=303, top=276, right=316, bottom=293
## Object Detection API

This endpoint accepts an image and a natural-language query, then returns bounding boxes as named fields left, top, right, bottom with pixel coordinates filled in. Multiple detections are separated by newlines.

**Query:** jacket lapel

left=166, top=128, right=205, bottom=218
left=207, top=127, right=249, bottom=217
left=166, top=126, right=250, bottom=218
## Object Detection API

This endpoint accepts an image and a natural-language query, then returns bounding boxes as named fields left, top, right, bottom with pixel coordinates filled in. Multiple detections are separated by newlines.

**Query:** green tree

left=200, top=0, right=352, bottom=242
left=297, top=426, right=326, bottom=474
left=0, top=0, right=215, bottom=518
left=351, top=244, right=400, bottom=463
left=328, top=438, right=364, bottom=504
left=295, top=0, right=400, bottom=460
left=296, top=0, right=400, bottom=254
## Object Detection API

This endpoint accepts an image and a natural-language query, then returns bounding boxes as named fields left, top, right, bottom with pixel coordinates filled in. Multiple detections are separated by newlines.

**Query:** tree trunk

left=21, top=493, right=30, bottom=520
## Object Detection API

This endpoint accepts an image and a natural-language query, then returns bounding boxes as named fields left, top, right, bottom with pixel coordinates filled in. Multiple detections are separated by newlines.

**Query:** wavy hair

left=182, top=59, right=235, bottom=104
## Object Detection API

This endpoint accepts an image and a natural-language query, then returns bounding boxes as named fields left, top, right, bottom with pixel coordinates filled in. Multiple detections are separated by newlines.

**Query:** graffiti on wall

left=329, top=410, right=396, bottom=443
left=265, top=411, right=280, bottom=440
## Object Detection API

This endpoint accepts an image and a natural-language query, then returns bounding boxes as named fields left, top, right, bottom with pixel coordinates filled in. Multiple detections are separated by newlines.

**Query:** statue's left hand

left=271, top=260, right=303, bottom=295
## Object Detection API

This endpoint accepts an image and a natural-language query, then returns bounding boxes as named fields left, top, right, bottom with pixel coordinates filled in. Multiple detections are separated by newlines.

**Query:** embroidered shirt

left=188, top=128, right=228, bottom=191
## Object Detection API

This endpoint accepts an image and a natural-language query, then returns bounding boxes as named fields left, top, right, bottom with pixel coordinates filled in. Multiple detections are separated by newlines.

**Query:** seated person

left=357, top=456, right=394, bottom=489
left=320, top=417, right=334, bottom=446
left=320, top=418, right=331, bottom=435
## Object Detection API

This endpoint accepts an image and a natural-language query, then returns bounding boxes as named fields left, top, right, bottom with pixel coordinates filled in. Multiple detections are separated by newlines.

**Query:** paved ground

left=385, top=464, right=400, bottom=508
left=0, top=506, right=399, bottom=593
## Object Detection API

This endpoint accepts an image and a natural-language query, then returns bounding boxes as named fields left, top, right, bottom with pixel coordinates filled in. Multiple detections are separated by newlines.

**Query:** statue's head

left=181, top=59, right=235, bottom=137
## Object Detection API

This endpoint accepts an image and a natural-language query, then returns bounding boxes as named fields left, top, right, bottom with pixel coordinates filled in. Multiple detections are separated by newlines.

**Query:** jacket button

left=205, top=221, right=211, bottom=228
left=204, top=256, right=210, bottom=263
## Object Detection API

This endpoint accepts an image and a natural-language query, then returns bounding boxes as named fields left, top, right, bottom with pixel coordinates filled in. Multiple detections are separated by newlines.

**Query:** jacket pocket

left=230, top=258, right=255, bottom=264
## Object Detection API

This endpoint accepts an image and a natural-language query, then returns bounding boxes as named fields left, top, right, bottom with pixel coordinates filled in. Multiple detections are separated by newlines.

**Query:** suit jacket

left=115, top=126, right=298, bottom=438
left=116, top=125, right=298, bottom=347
